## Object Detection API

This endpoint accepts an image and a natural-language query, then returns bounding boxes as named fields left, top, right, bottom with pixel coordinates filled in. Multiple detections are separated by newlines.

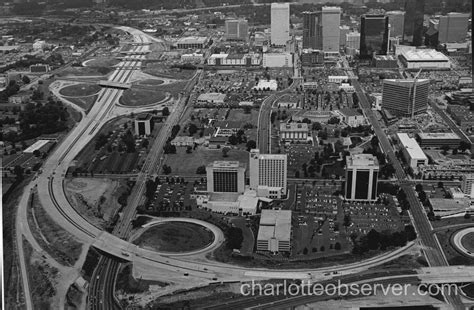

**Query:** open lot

left=84, top=58, right=120, bottom=68
left=461, top=232, right=474, bottom=252
left=64, top=178, right=125, bottom=228
left=163, top=146, right=249, bottom=176
left=132, top=221, right=214, bottom=253
left=227, top=108, right=259, bottom=124
left=65, top=94, right=98, bottom=113
left=144, top=63, right=196, bottom=80
left=59, top=84, right=101, bottom=97
left=119, top=88, right=167, bottom=106
left=57, top=66, right=112, bottom=77
left=27, top=190, right=83, bottom=266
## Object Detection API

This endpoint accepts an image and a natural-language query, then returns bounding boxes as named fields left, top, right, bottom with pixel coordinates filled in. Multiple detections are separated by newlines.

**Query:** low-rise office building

left=416, top=132, right=461, bottom=148
left=397, top=133, right=428, bottom=169
left=279, top=122, right=309, bottom=142
left=256, top=209, right=292, bottom=253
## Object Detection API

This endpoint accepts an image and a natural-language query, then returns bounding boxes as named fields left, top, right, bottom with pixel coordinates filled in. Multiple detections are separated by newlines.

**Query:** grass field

left=132, top=222, right=214, bottom=252
left=163, top=147, right=249, bottom=175
left=59, top=84, right=101, bottom=97
left=227, top=109, right=259, bottom=125
left=138, top=79, right=164, bottom=85
left=144, top=63, right=196, bottom=80
left=436, top=229, right=474, bottom=266
left=155, top=81, right=189, bottom=98
left=66, top=95, right=98, bottom=113
left=119, top=88, right=167, bottom=106
left=85, top=58, right=120, bottom=68
left=57, top=66, right=111, bottom=77
left=461, top=232, right=474, bottom=252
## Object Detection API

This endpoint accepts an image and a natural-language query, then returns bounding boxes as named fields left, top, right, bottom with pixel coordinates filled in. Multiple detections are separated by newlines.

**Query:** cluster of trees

left=397, top=188, right=411, bottom=211
left=0, top=81, right=20, bottom=101
left=164, top=125, right=181, bottom=154
left=162, top=164, right=172, bottom=175
left=13, top=99, right=69, bottom=141
left=352, top=226, right=417, bottom=254
left=228, top=129, right=247, bottom=145
left=226, top=227, right=244, bottom=250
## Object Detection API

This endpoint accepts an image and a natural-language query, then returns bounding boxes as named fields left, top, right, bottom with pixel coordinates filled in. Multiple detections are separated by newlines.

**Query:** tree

left=13, top=165, right=24, bottom=179
left=186, top=145, right=193, bottom=153
left=164, top=142, right=176, bottom=154
left=312, top=122, right=322, bottom=131
left=343, top=214, right=351, bottom=227
left=196, top=165, right=206, bottom=174
left=141, top=139, right=149, bottom=148
left=437, top=181, right=444, bottom=188
left=371, top=136, right=379, bottom=148
left=227, top=227, right=243, bottom=250
left=246, top=140, right=256, bottom=151
left=162, top=164, right=172, bottom=175
left=458, top=141, right=471, bottom=153
left=188, top=123, right=198, bottom=136
left=228, top=134, right=239, bottom=145
left=33, top=149, right=41, bottom=157
left=404, top=225, right=417, bottom=241
left=22, top=75, right=30, bottom=84
left=303, top=247, right=308, bottom=255
left=244, top=105, right=252, bottom=114
left=162, top=107, right=169, bottom=116
left=415, top=184, right=423, bottom=192
left=367, top=229, right=381, bottom=250
left=222, top=147, right=230, bottom=157
left=441, top=145, right=450, bottom=155
left=334, top=242, right=341, bottom=250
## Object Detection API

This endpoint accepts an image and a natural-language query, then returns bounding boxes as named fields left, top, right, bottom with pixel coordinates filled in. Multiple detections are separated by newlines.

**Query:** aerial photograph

left=0, top=0, right=473, bottom=309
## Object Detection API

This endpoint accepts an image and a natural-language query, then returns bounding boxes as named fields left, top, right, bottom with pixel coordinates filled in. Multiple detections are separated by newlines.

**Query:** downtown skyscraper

left=302, top=7, right=341, bottom=54
left=360, top=14, right=389, bottom=58
left=271, top=2, right=290, bottom=46
left=403, top=0, right=425, bottom=46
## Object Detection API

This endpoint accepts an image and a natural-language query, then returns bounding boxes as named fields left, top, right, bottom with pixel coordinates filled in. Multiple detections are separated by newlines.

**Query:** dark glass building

left=360, top=14, right=389, bottom=58
left=403, top=0, right=425, bottom=46
left=302, top=11, right=323, bottom=50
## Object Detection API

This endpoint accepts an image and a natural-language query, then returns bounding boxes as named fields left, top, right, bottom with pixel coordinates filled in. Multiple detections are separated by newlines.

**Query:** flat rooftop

left=346, top=153, right=379, bottom=168
left=208, top=161, right=244, bottom=169
left=23, top=139, right=50, bottom=153
left=401, top=49, right=450, bottom=62
left=280, top=122, right=309, bottom=132
left=418, top=132, right=461, bottom=140
left=257, top=209, right=292, bottom=241
left=177, top=36, right=208, bottom=44
left=397, top=133, right=428, bottom=160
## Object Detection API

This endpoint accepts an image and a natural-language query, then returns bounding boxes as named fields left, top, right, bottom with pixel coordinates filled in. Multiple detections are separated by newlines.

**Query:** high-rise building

left=271, top=3, right=290, bottom=46
left=225, top=19, right=249, bottom=41
left=438, top=13, right=469, bottom=43
left=346, top=31, right=360, bottom=50
left=461, top=174, right=474, bottom=198
left=345, top=154, right=379, bottom=202
left=360, top=14, right=389, bottom=58
left=249, top=149, right=287, bottom=199
left=302, top=7, right=341, bottom=53
left=403, top=0, right=425, bottom=46
left=206, top=161, right=246, bottom=194
left=302, top=11, right=322, bottom=50
left=340, top=25, right=350, bottom=47
left=382, top=79, right=429, bottom=117
left=321, top=6, right=341, bottom=53
left=386, top=10, right=405, bottom=38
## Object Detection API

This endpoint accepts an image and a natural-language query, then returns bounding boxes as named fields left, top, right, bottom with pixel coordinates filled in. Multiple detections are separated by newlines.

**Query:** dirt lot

left=163, top=146, right=249, bottom=175
left=65, top=178, right=125, bottom=228
left=59, top=84, right=101, bottom=97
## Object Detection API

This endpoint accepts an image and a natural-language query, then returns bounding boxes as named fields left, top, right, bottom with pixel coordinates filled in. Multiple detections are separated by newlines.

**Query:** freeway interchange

left=13, top=27, right=470, bottom=309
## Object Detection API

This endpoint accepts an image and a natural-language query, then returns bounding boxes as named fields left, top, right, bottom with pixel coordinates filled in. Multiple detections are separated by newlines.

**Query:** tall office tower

left=321, top=6, right=341, bottom=53
left=386, top=10, right=405, bottom=38
left=403, top=0, right=424, bottom=46
left=206, top=161, right=245, bottom=193
left=345, top=154, right=379, bottom=202
left=360, top=14, right=389, bottom=58
left=249, top=149, right=287, bottom=199
left=302, top=11, right=322, bottom=49
left=271, top=2, right=290, bottom=46
left=302, top=7, right=341, bottom=53
left=461, top=174, right=474, bottom=198
left=438, top=13, right=469, bottom=43
left=225, top=19, right=249, bottom=41
left=382, top=79, right=430, bottom=117
left=346, top=31, right=360, bottom=49
left=340, top=25, right=350, bottom=47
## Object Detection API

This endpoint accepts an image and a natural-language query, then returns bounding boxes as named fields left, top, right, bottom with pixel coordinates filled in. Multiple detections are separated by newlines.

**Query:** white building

left=461, top=174, right=474, bottom=198
left=249, top=149, right=287, bottom=199
left=181, top=53, right=204, bottom=63
left=399, top=49, right=451, bottom=70
left=262, top=53, right=293, bottom=68
left=204, top=192, right=259, bottom=215
left=171, top=136, right=194, bottom=147
left=397, top=133, right=428, bottom=169
left=225, top=19, right=249, bottom=41
left=271, top=3, right=290, bottom=46
left=176, top=36, right=208, bottom=49
left=207, top=53, right=261, bottom=66
left=280, top=122, right=309, bottom=142
left=256, top=209, right=292, bottom=253
left=336, top=108, right=365, bottom=127
left=345, top=154, right=379, bottom=202
left=134, top=114, right=152, bottom=136
left=197, top=93, right=226, bottom=104
left=328, top=75, right=349, bottom=83
left=253, top=79, right=278, bottom=91
left=206, top=161, right=245, bottom=194
left=345, top=32, right=360, bottom=50
left=321, top=6, right=341, bottom=54
left=32, top=40, right=46, bottom=50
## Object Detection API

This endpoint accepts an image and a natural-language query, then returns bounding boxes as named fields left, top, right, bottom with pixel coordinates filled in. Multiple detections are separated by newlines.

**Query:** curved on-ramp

left=452, top=227, right=474, bottom=258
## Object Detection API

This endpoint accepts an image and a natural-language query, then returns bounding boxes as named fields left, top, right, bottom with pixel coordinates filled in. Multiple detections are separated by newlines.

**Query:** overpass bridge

left=418, top=266, right=474, bottom=284
left=97, top=80, right=132, bottom=89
